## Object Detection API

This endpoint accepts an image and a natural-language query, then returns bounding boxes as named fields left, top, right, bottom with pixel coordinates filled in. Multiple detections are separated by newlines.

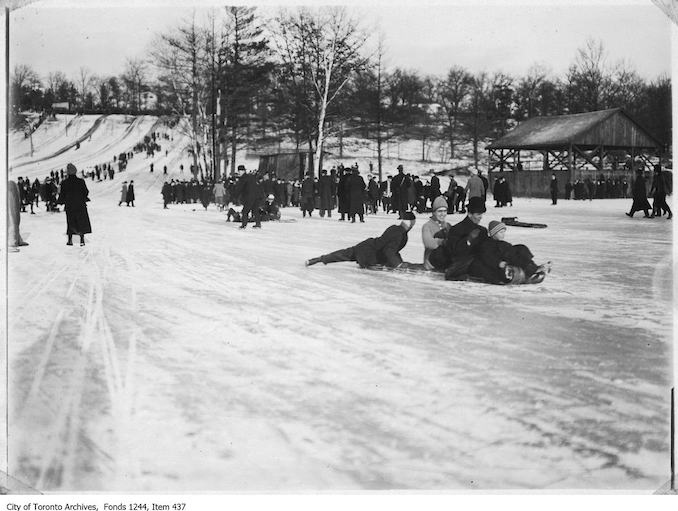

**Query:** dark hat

left=237, top=165, right=246, bottom=171
left=66, top=163, right=77, bottom=175
left=402, top=211, right=416, bottom=221
left=467, top=196, right=486, bottom=214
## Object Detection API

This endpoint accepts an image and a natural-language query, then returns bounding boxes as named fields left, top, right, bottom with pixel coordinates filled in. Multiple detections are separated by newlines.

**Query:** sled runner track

left=16, top=241, right=142, bottom=490
left=12, top=115, right=108, bottom=169
left=10, top=263, right=75, bottom=326
left=19, top=310, right=65, bottom=422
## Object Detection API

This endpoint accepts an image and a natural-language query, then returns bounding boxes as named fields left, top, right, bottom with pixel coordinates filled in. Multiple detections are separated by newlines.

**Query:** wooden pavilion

left=486, top=108, right=664, bottom=198
left=257, top=151, right=326, bottom=181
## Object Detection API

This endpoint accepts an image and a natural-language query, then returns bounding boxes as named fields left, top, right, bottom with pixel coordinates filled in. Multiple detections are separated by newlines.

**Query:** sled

left=369, top=262, right=551, bottom=285
left=501, top=217, right=547, bottom=228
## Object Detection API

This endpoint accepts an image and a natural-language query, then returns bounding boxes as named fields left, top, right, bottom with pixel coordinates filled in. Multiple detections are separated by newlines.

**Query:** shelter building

left=486, top=108, right=664, bottom=198
left=257, top=151, right=328, bottom=181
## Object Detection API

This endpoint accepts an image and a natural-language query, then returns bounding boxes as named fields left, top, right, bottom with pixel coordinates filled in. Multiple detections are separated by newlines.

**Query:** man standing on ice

left=305, top=212, right=417, bottom=269
left=236, top=170, right=263, bottom=229
left=57, top=163, right=92, bottom=246
left=428, top=196, right=488, bottom=280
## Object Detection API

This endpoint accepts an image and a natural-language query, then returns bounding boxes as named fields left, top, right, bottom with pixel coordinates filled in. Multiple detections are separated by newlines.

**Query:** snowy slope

left=9, top=115, right=165, bottom=179
left=10, top=115, right=100, bottom=167
left=6, top=123, right=673, bottom=492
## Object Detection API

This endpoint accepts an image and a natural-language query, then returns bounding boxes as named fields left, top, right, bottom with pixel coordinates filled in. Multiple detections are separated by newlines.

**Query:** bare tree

left=566, top=38, right=610, bottom=112
left=46, top=70, right=67, bottom=94
left=75, top=67, right=93, bottom=111
left=152, top=13, right=210, bottom=172
left=273, top=6, right=370, bottom=174
left=437, top=65, right=473, bottom=158
left=122, top=58, right=148, bottom=113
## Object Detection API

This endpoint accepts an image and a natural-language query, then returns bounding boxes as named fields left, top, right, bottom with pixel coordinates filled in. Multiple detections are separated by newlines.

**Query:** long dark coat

left=391, top=172, right=405, bottom=210
left=430, top=175, right=441, bottom=199
left=318, top=175, right=333, bottom=210
left=301, top=177, right=315, bottom=212
left=238, top=173, right=263, bottom=205
left=353, top=225, right=409, bottom=268
left=58, top=175, right=92, bottom=235
left=631, top=176, right=651, bottom=210
left=337, top=172, right=350, bottom=213
left=429, top=215, right=487, bottom=270
left=126, top=183, right=135, bottom=202
left=349, top=173, right=366, bottom=215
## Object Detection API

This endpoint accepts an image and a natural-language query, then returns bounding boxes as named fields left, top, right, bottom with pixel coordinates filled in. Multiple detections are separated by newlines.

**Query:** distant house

left=51, top=102, right=69, bottom=113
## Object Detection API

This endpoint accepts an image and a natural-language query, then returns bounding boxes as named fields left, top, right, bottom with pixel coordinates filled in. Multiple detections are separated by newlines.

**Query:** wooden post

left=568, top=144, right=574, bottom=181
left=671, top=387, right=675, bottom=491
left=500, top=149, right=504, bottom=172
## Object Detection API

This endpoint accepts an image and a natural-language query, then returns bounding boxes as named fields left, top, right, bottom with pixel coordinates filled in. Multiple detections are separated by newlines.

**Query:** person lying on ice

left=305, top=212, right=417, bottom=268
left=468, top=221, right=551, bottom=284
left=428, top=196, right=488, bottom=279
left=227, top=194, right=281, bottom=223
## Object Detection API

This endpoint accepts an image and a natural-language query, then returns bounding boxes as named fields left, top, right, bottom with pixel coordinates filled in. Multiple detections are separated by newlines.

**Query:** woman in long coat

left=626, top=168, right=652, bottom=218
left=348, top=167, right=366, bottom=223
left=58, top=163, right=92, bottom=246
left=300, top=174, right=315, bottom=217
left=119, top=181, right=128, bottom=206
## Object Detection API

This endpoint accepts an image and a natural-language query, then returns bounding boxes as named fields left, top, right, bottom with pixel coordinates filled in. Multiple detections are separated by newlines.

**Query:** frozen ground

left=5, top=119, right=674, bottom=492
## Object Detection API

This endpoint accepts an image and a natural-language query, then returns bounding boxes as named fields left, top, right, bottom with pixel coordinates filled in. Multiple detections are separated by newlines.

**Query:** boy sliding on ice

left=468, top=221, right=551, bottom=284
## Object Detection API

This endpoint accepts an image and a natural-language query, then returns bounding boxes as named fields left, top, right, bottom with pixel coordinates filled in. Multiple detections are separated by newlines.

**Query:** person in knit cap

left=57, top=163, right=92, bottom=246
left=305, top=212, right=417, bottom=269
left=422, top=195, right=452, bottom=270
left=468, top=220, right=551, bottom=284
left=428, top=196, right=487, bottom=278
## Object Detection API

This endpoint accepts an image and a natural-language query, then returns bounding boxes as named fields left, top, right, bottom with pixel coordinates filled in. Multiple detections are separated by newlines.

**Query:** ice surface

left=6, top=117, right=673, bottom=492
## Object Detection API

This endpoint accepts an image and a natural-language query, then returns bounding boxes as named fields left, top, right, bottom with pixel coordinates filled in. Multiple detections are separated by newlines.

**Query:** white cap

left=267, top=194, right=274, bottom=200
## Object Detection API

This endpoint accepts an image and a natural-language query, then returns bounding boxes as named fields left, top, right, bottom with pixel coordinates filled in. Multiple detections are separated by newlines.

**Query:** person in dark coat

left=626, top=169, right=652, bottom=218
left=391, top=165, right=408, bottom=218
left=650, top=165, right=672, bottom=219
left=57, top=163, right=92, bottom=246
left=260, top=194, right=281, bottom=221
left=550, top=174, right=558, bottom=205
left=126, top=180, right=136, bottom=207
left=318, top=169, right=333, bottom=218
left=300, top=173, right=315, bottom=217
left=348, top=167, right=366, bottom=222
left=337, top=169, right=351, bottom=220
left=468, top=221, right=549, bottom=284
left=161, top=181, right=172, bottom=209
left=305, top=212, right=417, bottom=268
left=235, top=171, right=263, bottom=228
left=367, top=175, right=380, bottom=214
left=430, top=174, right=441, bottom=201
left=428, top=196, right=488, bottom=280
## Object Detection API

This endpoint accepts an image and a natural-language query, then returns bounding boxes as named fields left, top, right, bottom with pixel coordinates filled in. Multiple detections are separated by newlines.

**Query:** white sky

left=9, top=0, right=673, bottom=82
